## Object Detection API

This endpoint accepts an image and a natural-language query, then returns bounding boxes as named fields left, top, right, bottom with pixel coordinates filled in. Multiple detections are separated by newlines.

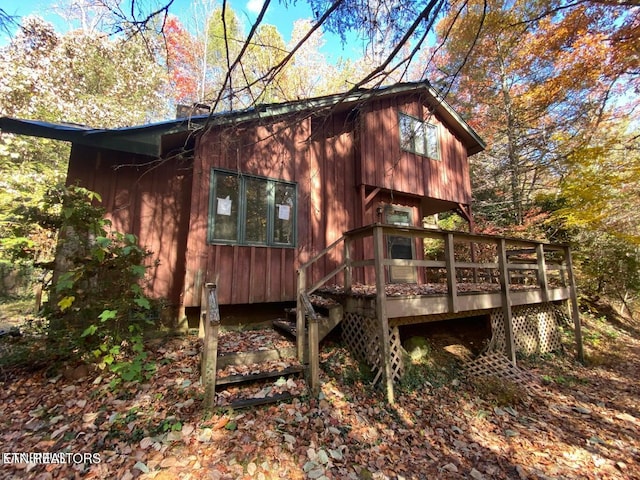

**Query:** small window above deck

left=399, top=112, right=440, bottom=160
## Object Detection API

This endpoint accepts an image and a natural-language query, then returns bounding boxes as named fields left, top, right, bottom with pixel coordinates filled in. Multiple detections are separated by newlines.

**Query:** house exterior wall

left=359, top=96, right=472, bottom=205
left=66, top=144, right=193, bottom=305
left=182, top=93, right=477, bottom=307
left=63, top=90, right=478, bottom=309
left=182, top=113, right=361, bottom=306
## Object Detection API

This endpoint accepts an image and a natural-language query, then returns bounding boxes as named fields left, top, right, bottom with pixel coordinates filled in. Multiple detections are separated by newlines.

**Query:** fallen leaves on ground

left=0, top=315, right=639, bottom=480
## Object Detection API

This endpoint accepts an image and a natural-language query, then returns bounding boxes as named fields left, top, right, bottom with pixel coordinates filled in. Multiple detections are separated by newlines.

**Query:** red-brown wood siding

left=182, top=112, right=360, bottom=306
left=359, top=97, right=472, bottom=205
left=182, top=119, right=306, bottom=306
left=66, top=144, right=193, bottom=305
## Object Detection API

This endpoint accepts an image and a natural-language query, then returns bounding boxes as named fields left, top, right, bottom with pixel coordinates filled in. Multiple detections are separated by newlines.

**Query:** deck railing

left=339, top=224, right=573, bottom=304
left=297, top=224, right=583, bottom=399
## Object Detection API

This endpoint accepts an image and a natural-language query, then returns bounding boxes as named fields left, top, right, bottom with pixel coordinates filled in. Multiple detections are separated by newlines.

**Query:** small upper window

left=399, top=112, right=440, bottom=160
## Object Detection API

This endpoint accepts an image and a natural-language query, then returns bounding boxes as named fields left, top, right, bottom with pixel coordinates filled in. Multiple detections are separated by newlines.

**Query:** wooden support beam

left=308, top=316, right=320, bottom=397
left=497, top=240, right=516, bottom=364
left=364, top=187, right=381, bottom=207
left=373, top=226, right=394, bottom=404
left=444, top=233, right=458, bottom=313
left=296, top=269, right=306, bottom=363
left=202, top=283, right=220, bottom=411
left=564, top=246, right=584, bottom=363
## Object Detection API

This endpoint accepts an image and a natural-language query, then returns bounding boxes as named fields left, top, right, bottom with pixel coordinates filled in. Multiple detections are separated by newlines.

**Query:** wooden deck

left=297, top=224, right=583, bottom=403
left=317, top=282, right=571, bottom=319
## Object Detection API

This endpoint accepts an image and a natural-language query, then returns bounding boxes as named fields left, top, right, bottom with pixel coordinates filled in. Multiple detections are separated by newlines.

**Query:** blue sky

left=3, top=0, right=357, bottom=60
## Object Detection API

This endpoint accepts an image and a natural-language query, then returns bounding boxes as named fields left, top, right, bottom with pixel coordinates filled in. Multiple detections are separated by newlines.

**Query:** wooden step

left=273, top=318, right=300, bottom=337
left=228, top=392, right=294, bottom=409
left=215, top=364, right=305, bottom=409
left=216, top=365, right=304, bottom=386
left=273, top=305, right=343, bottom=342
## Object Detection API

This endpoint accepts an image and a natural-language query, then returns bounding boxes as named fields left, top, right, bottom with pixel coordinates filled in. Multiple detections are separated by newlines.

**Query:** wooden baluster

left=497, top=240, right=516, bottom=364
left=536, top=244, right=549, bottom=303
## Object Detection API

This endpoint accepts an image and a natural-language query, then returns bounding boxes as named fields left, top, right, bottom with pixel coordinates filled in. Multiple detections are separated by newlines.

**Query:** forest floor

left=0, top=298, right=638, bottom=480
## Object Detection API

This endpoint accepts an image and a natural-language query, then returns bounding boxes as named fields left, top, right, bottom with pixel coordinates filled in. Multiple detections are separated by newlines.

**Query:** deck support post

left=344, top=236, right=352, bottom=294
left=497, top=240, right=516, bottom=364
left=373, top=226, right=394, bottom=404
left=202, top=283, right=220, bottom=411
left=296, top=268, right=306, bottom=363
left=564, top=246, right=584, bottom=363
left=308, top=316, right=320, bottom=397
left=444, top=233, right=458, bottom=313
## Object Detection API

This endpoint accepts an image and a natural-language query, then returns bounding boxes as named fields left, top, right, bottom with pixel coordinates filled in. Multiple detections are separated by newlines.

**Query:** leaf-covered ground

left=0, top=304, right=639, bottom=480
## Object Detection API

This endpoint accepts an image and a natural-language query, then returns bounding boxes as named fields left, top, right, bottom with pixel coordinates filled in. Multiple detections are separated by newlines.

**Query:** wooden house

left=0, top=81, right=484, bottom=314
left=0, top=81, right=582, bottom=404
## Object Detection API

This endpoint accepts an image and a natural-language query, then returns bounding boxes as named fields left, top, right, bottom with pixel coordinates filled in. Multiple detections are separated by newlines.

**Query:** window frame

left=208, top=168, right=297, bottom=248
left=399, top=112, right=441, bottom=160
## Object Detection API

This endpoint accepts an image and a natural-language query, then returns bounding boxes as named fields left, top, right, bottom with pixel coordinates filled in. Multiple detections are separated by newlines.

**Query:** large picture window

left=209, top=170, right=296, bottom=247
left=399, top=112, right=440, bottom=160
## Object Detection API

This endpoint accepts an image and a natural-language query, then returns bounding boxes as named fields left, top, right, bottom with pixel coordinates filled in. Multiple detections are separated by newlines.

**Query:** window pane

left=426, top=123, right=440, bottom=159
left=245, top=177, right=268, bottom=243
left=399, top=114, right=413, bottom=151
left=273, top=183, right=295, bottom=245
left=212, top=173, right=239, bottom=241
left=414, top=122, right=426, bottom=156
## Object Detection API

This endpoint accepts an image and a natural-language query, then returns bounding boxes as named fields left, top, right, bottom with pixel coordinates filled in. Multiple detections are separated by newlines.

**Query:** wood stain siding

left=66, top=144, right=193, bottom=305
left=309, top=113, right=358, bottom=289
left=182, top=113, right=359, bottom=307
left=183, top=119, right=310, bottom=306
left=359, top=96, right=472, bottom=205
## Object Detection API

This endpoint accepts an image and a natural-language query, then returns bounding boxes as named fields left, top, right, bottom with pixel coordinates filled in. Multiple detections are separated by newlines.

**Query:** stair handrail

left=296, top=234, right=349, bottom=362
left=298, top=234, right=347, bottom=271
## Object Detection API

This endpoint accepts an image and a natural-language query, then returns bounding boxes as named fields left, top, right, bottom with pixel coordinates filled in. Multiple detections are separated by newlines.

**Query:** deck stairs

left=213, top=357, right=305, bottom=409
left=272, top=294, right=344, bottom=344
left=202, top=236, right=349, bottom=410
left=202, top=297, right=344, bottom=410
left=201, top=286, right=308, bottom=410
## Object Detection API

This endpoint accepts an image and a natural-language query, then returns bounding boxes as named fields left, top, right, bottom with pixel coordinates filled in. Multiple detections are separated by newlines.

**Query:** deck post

left=344, top=236, right=352, bottom=294
left=536, top=244, right=549, bottom=303
left=373, top=225, right=394, bottom=404
left=202, top=283, right=220, bottom=411
left=497, top=240, right=517, bottom=364
left=296, top=268, right=306, bottom=363
left=308, top=316, right=320, bottom=397
left=444, top=233, right=459, bottom=313
left=564, top=246, right=584, bottom=363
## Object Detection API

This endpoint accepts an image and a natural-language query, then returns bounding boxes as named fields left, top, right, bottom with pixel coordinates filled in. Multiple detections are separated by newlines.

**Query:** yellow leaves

left=57, top=295, right=75, bottom=311
left=556, top=121, right=640, bottom=244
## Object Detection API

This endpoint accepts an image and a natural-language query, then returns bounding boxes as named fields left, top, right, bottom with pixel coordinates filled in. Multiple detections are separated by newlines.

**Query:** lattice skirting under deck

left=342, top=312, right=405, bottom=384
left=342, top=302, right=564, bottom=386
left=489, top=303, right=563, bottom=355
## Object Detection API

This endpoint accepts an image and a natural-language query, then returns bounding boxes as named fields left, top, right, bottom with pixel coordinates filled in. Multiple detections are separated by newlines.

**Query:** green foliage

left=0, top=16, right=169, bottom=284
left=399, top=337, right=461, bottom=391
left=41, top=185, right=157, bottom=386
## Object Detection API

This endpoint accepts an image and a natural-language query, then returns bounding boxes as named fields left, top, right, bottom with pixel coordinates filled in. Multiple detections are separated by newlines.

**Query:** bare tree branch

left=0, top=8, right=18, bottom=37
